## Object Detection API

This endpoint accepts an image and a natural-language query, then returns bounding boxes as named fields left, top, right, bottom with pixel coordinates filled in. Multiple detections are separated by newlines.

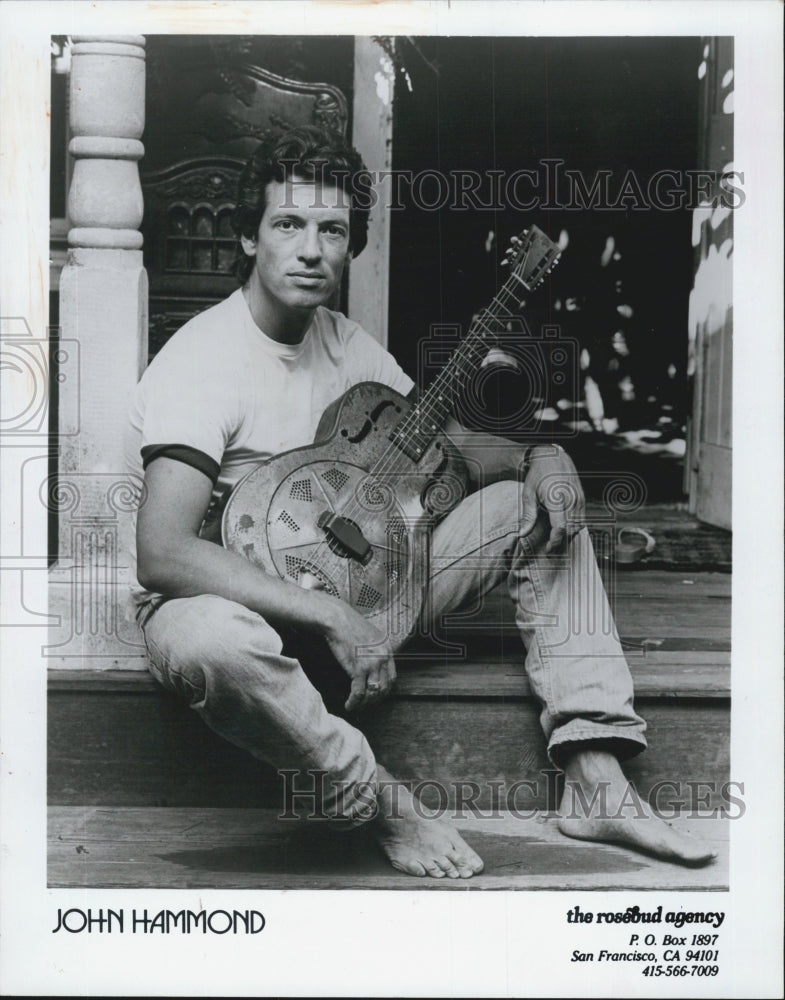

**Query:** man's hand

left=323, top=601, right=397, bottom=713
left=519, top=444, right=586, bottom=554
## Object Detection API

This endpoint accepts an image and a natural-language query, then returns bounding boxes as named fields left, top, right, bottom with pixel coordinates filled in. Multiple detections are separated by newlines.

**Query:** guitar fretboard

left=389, top=249, right=553, bottom=462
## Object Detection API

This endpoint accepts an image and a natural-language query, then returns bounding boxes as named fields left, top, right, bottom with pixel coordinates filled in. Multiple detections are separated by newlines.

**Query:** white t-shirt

left=124, top=288, right=414, bottom=609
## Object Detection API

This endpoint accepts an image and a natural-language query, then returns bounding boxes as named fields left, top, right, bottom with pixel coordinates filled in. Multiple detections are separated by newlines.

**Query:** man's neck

left=242, top=284, right=314, bottom=346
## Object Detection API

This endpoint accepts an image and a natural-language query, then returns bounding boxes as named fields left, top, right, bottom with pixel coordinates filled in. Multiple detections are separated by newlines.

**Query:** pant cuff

left=548, top=724, right=647, bottom=769
left=321, top=773, right=380, bottom=828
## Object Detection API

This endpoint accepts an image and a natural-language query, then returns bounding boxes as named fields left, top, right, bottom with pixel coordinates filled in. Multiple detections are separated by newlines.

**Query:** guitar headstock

left=501, top=225, right=562, bottom=293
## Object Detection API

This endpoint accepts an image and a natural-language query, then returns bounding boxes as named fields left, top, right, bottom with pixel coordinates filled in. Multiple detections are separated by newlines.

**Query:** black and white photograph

left=0, top=1, right=782, bottom=996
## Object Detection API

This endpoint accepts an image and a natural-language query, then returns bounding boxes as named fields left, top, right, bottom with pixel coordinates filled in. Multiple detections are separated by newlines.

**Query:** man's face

left=241, top=177, right=352, bottom=316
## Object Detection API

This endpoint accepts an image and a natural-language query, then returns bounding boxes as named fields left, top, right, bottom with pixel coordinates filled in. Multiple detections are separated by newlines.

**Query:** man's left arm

left=443, top=417, right=586, bottom=555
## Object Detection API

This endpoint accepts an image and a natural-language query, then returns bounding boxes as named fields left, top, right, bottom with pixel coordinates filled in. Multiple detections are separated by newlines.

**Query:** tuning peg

left=500, top=258, right=509, bottom=267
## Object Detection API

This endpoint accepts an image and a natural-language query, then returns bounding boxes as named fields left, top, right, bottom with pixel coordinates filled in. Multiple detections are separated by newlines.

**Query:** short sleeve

left=136, top=337, right=235, bottom=482
left=345, top=323, right=415, bottom=397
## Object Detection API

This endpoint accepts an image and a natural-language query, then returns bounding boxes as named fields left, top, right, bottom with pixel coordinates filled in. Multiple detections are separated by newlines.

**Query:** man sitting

left=124, top=125, right=715, bottom=879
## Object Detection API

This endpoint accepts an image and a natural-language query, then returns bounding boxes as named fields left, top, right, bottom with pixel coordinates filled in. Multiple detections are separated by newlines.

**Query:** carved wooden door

left=141, top=40, right=348, bottom=360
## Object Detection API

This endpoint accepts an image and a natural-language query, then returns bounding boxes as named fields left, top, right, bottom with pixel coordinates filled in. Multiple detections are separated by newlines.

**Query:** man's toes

left=389, top=853, right=427, bottom=877
left=423, top=859, right=447, bottom=878
left=447, top=846, right=483, bottom=877
left=453, top=844, right=484, bottom=874
left=434, top=855, right=461, bottom=878
left=446, top=849, right=474, bottom=878
left=452, top=861, right=476, bottom=879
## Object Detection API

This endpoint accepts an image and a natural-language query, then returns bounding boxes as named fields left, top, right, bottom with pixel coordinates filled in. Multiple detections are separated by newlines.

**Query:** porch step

left=48, top=571, right=730, bottom=810
left=48, top=806, right=729, bottom=891
left=48, top=657, right=730, bottom=811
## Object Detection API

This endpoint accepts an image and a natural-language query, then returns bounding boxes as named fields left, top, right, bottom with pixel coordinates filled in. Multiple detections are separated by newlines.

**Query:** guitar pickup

left=317, top=511, right=373, bottom=565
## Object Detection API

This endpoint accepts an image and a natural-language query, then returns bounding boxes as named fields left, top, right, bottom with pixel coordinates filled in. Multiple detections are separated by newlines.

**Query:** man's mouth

left=289, top=271, right=325, bottom=280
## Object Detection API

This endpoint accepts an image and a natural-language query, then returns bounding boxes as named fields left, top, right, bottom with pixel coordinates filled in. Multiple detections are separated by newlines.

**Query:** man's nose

left=297, top=224, right=322, bottom=263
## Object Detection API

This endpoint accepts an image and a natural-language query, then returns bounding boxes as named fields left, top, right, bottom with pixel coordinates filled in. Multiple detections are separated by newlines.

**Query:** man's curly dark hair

left=232, top=125, right=371, bottom=285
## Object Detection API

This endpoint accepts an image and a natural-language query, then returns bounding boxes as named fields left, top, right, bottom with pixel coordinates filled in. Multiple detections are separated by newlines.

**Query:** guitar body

left=222, top=382, right=470, bottom=636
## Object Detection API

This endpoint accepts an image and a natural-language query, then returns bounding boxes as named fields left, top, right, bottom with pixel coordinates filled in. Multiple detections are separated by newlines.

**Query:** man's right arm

left=137, top=457, right=396, bottom=710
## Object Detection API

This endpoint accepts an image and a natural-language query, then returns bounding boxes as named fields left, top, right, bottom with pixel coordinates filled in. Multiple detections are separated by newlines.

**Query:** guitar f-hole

left=345, top=399, right=397, bottom=443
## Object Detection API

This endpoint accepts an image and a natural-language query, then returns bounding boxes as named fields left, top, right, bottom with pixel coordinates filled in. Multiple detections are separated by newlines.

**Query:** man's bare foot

left=557, top=750, right=718, bottom=866
left=373, top=766, right=484, bottom=879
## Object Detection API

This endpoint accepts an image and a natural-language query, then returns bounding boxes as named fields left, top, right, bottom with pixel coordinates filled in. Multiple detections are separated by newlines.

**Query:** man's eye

left=275, top=220, right=297, bottom=231
left=324, top=226, right=347, bottom=238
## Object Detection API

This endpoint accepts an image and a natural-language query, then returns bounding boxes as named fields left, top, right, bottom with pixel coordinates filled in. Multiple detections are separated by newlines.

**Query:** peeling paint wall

left=686, top=37, right=734, bottom=528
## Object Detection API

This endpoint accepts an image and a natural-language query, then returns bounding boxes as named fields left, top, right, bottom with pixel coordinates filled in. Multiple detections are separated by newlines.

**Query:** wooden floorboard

left=48, top=806, right=729, bottom=891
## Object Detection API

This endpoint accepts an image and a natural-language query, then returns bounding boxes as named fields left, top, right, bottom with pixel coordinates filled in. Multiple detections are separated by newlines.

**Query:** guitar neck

left=388, top=267, right=544, bottom=462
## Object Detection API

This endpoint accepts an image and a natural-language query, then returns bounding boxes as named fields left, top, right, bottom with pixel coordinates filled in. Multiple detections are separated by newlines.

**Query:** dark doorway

left=389, top=36, right=702, bottom=502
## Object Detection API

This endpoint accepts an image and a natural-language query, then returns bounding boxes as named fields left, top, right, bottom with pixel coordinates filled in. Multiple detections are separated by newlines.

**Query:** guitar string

left=264, top=236, right=557, bottom=600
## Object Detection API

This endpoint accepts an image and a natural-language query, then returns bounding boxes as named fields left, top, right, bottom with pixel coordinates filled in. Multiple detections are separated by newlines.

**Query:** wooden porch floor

left=49, top=807, right=729, bottom=891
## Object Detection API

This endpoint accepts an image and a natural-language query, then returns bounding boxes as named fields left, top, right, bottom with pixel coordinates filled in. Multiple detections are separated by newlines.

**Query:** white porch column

left=49, top=36, right=149, bottom=669
left=348, top=37, right=395, bottom=347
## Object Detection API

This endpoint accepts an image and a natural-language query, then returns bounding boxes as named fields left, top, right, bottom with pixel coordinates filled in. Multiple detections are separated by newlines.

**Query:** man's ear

left=240, top=234, right=257, bottom=257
